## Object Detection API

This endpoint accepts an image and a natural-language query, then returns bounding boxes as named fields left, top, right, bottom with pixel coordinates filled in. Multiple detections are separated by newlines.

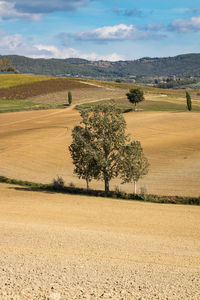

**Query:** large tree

left=126, top=88, right=144, bottom=111
left=69, top=104, right=128, bottom=193
left=69, top=104, right=149, bottom=194
left=120, top=140, right=149, bottom=194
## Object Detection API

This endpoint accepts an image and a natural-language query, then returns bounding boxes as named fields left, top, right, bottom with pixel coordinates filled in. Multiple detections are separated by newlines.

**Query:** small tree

left=69, top=125, right=99, bottom=190
left=0, top=57, right=15, bottom=72
left=126, top=88, right=144, bottom=111
left=186, top=91, right=192, bottom=111
left=120, top=140, right=149, bottom=194
left=2, top=57, right=13, bottom=72
left=68, top=91, right=72, bottom=105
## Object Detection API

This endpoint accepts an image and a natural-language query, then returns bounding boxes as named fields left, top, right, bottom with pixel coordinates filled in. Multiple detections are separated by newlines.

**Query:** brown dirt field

left=0, top=107, right=200, bottom=196
left=0, top=182, right=199, bottom=299
left=0, top=78, right=105, bottom=100
left=28, top=85, right=125, bottom=105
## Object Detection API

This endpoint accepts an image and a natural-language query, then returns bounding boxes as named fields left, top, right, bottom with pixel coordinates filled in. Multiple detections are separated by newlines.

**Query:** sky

left=0, top=0, right=200, bottom=61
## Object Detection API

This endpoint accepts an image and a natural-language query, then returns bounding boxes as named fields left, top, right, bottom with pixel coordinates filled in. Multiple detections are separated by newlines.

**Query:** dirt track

left=0, top=106, right=200, bottom=195
left=0, top=183, right=199, bottom=299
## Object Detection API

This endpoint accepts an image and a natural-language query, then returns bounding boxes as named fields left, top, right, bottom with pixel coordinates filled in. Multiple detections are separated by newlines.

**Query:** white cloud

left=0, top=1, right=41, bottom=20
left=0, top=30, right=125, bottom=61
left=71, top=24, right=166, bottom=42
left=0, top=30, right=48, bottom=55
left=170, top=16, right=200, bottom=32
left=74, top=24, right=136, bottom=41
left=1, top=0, right=89, bottom=19
left=35, top=44, right=125, bottom=61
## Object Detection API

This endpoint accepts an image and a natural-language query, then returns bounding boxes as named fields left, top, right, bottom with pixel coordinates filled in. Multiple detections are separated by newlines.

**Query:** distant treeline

left=155, top=78, right=197, bottom=89
left=0, top=53, right=200, bottom=79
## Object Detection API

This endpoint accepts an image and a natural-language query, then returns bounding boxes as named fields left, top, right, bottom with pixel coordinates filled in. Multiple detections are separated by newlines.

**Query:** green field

left=0, top=74, right=53, bottom=89
left=76, top=96, right=200, bottom=112
left=0, top=99, right=65, bottom=113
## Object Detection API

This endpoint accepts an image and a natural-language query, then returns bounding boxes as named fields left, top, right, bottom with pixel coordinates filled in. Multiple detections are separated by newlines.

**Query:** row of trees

left=69, top=104, right=149, bottom=194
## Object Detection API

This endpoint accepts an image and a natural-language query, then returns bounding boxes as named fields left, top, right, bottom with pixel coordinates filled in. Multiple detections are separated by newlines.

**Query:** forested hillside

left=0, top=53, right=200, bottom=79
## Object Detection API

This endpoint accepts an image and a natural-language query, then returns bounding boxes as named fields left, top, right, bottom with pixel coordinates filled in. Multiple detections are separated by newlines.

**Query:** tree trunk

left=134, top=180, right=137, bottom=194
left=104, top=178, right=109, bottom=194
left=86, top=178, right=89, bottom=191
left=134, top=103, right=136, bottom=111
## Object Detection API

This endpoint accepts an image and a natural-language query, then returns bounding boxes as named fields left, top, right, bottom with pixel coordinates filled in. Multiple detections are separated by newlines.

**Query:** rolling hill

left=0, top=53, right=200, bottom=79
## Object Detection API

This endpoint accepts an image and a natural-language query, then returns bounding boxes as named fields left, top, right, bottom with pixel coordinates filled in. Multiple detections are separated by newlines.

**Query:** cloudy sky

left=0, top=0, right=200, bottom=61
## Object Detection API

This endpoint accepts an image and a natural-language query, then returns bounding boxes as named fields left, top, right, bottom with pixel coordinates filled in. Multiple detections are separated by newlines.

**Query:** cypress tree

left=186, top=91, right=192, bottom=111
left=68, top=91, right=72, bottom=105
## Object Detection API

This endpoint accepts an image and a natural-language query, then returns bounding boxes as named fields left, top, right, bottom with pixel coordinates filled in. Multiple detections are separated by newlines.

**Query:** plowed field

left=0, top=183, right=199, bottom=299
left=0, top=78, right=98, bottom=100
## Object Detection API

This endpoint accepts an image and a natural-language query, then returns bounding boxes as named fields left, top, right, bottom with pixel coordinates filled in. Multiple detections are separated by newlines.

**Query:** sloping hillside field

left=0, top=106, right=200, bottom=196
left=0, top=75, right=101, bottom=99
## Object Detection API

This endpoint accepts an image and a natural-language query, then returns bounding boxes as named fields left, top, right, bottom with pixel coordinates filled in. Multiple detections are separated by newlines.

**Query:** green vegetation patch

left=0, top=74, right=53, bottom=89
left=76, top=97, right=200, bottom=112
left=0, top=99, right=65, bottom=113
left=0, top=175, right=199, bottom=206
left=76, top=98, right=133, bottom=113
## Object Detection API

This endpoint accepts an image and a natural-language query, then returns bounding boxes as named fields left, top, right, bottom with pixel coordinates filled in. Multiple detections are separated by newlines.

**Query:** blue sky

left=0, top=0, right=200, bottom=61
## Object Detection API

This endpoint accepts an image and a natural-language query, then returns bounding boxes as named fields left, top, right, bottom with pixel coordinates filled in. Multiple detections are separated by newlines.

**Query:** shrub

left=52, top=176, right=65, bottom=191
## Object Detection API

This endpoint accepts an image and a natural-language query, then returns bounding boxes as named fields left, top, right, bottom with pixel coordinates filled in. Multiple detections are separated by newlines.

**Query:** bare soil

left=0, top=183, right=199, bottom=299
left=0, top=78, right=105, bottom=100
left=28, top=85, right=125, bottom=105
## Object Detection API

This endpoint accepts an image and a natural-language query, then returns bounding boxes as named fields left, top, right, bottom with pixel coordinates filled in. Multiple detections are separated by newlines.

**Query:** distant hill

left=0, top=53, right=200, bottom=79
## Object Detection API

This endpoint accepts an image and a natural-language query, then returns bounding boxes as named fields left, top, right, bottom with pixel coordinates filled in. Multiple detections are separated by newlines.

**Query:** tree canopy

left=69, top=104, right=149, bottom=193
left=126, top=88, right=144, bottom=110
